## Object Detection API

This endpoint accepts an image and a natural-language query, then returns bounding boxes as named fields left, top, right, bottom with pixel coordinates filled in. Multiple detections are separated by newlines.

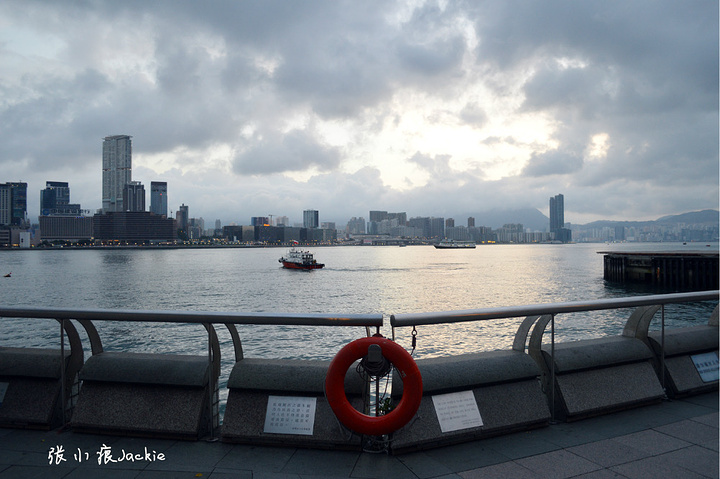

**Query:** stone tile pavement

left=0, top=392, right=716, bottom=478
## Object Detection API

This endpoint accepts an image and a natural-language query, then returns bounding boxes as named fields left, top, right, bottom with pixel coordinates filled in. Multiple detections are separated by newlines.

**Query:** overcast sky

left=1, top=0, right=717, bottom=227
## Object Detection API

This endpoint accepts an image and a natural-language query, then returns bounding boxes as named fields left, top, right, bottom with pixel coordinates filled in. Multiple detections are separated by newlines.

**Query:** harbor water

left=0, top=242, right=717, bottom=418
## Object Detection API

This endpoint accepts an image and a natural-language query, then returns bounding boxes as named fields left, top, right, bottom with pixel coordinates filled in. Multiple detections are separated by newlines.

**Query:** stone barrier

left=627, top=305, right=719, bottom=398
left=71, top=321, right=219, bottom=440
left=221, top=357, right=368, bottom=449
left=0, top=320, right=83, bottom=430
left=528, top=310, right=665, bottom=421
left=389, top=317, right=550, bottom=453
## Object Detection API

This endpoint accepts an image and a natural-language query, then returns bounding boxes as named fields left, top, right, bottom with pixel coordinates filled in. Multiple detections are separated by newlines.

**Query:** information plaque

left=263, top=396, right=317, bottom=435
left=432, top=390, right=483, bottom=433
left=691, top=351, right=719, bottom=383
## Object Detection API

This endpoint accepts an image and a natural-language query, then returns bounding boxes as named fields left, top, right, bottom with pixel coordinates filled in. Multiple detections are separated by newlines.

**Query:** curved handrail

left=390, top=291, right=719, bottom=327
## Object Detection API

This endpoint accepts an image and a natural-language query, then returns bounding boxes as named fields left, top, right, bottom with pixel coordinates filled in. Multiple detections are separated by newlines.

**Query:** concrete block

left=0, top=320, right=83, bottom=430
left=221, top=358, right=366, bottom=450
left=553, top=362, right=664, bottom=420
left=647, top=326, right=718, bottom=397
left=72, top=352, right=216, bottom=440
left=537, top=341, right=665, bottom=421
left=389, top=351, right=550, bottom=454
left=71, top=381, right=209, bottom=440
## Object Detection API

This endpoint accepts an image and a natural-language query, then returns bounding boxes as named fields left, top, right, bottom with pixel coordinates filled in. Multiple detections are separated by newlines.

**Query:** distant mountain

left=463, top=208, right=549, bottom=231
left=576, top=209, right=719, bottom=230
left=656, top=209, right=719, bottom=225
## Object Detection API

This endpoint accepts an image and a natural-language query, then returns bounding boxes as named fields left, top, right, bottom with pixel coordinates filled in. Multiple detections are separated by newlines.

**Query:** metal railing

left=390, top=290, right=719, bottom=420
left=0, top=308, right=383, bottom=434
left=1, top=292, right=717, bottom=429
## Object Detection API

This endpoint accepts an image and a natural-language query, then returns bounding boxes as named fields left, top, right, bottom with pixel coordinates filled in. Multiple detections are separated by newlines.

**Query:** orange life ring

left=325, top=336, right=422, bottom=436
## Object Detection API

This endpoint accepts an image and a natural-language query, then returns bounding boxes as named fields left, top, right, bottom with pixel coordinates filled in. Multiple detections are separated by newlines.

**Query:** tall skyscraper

left=176, top=204, right=189, bottom=232
left=0, top=184, right=9, bottom=225
left=102, top=135, right=132, bottom=213
left=150, top=181, right=168, bottom=217
left=550, top=194, right=564, bottom=232
left=6, top=182, right=27, bottom=226
left=123, top=181, right=145, bottom=212
left=303, top=209, right=319, bottom=229
left=550, top=193, right=571, bottom=242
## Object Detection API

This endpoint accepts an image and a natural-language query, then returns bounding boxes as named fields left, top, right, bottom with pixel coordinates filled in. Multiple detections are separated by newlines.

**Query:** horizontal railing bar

left=391, top=291, right=719, bottom=327
left=0, top=307, right=383, bottom=327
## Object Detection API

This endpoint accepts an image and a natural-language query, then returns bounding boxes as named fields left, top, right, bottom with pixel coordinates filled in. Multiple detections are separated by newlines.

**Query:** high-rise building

left=468, top=217, right=475, bottom=228
left=123, top=181, right=145, bottom=212
left=303, top=209, right=319, bottom=229
left=176, top=204, right=189, bottom=232
left=0, top=184, right=9, bottom=226
left=550, top=194, right=571, bottom=242
left=0, top=182, right=27, bottom=226
left=150, top=181, right=168, bottom=217
left=550, top=194, right=564, bottom=232
left=102, top=135, right=132, bottom=213
left=40, top=181, right=82, bottom=216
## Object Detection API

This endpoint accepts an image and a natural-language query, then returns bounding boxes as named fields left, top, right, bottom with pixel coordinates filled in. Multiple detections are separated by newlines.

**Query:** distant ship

left=279, top=248, right=325, bottom=270
left=434, top=240, right=476, bottom=249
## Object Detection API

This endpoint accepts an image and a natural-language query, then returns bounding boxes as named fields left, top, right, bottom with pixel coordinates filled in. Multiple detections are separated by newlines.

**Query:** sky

left=0, top=0, right=717, bottom=228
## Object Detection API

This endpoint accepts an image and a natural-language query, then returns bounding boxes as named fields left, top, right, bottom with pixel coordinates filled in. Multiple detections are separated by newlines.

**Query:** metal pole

left=59, top=319, right=67, bottom=426
left=660, top=305, right=666, bottom=394
left=550, top=313, right=556, bottom=422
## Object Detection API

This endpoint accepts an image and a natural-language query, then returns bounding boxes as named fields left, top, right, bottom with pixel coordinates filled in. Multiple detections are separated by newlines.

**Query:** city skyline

left=0, top=2, right=717, bottom=226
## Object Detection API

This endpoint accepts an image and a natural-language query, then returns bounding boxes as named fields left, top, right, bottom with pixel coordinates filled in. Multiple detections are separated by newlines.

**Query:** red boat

left=279, top=248, right=325, bottom=270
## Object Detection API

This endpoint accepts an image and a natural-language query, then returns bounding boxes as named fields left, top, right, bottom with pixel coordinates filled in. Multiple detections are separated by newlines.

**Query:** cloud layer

left=0, top=0, right=717, bottom=227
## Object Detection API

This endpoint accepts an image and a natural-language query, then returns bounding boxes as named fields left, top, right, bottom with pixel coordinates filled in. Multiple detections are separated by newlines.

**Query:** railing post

left=550, top=313, right=556, bottom=423
left=59, top=319, right=67, bottom=426
left=660, top=304, right=666, bottom=394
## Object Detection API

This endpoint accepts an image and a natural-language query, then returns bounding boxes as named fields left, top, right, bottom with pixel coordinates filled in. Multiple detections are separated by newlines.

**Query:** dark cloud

left=522, top=150, right=583, bottom=177
left=232, top=129, right=341, bottom=175
left=0, top=0, right=716, bottom=225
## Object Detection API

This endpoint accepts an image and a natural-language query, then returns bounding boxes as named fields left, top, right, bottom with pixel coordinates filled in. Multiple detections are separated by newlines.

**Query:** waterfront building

left=369, top=211, right=388, bottom=222
left=303, top=209, right=319, bottom=229
left=93, top=211, right=175, bottom=243
left=39, top=216, right=93, bottom=242
left=40, top=181, right=83, bottom=216
left=497, top=223, right=525, bottom=243
left=446, top=225, right=470, bottom=241
left=251, top=216, right=270, bottom=226
left=550, top=193, right=572, bottom=242
left=0, top=184, right=10, bottom=226
left=429, top=217, right=445, bottom=239
left=150, top=181, right=168, bottom=217
left=468, top=217, right=475, bottom=228
left=123, top=181, right=145, bottom=212
left=388, top=212, right=407, bottom=226
left=176, top=204, right=189, bottom=233
left=102, top=135, right=132, bottom=213
left=275, top=216, right=289, bottom=227
left=346, top=217, right=366, bottom=235
left=0, top=182, right=27, bottom=226
left=445, top=218, right=455, bottom=228
left=408, top=217, right=431, bottom=238
left=321, top=222, right=336, bottom=231
left=7, top=182, right=27, bottom=226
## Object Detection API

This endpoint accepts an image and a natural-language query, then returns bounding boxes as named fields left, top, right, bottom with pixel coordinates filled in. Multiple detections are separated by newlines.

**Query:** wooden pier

left=601, top=250, right=719, bottom=290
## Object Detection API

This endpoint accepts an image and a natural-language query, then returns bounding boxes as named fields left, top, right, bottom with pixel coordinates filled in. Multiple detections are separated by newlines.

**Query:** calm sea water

left=1, top=242, right=717, bottom=415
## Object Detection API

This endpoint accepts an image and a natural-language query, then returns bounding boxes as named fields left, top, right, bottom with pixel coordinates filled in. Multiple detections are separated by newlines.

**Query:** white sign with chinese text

left=691, top=351, right=719, bottom=383
left=263, top=396, right=317, bottom=435
left=432, top=390, right=483, bottom=433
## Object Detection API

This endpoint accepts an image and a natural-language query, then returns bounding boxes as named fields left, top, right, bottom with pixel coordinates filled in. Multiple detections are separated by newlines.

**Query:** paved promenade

left=0, top=391, right=717, bottom=479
